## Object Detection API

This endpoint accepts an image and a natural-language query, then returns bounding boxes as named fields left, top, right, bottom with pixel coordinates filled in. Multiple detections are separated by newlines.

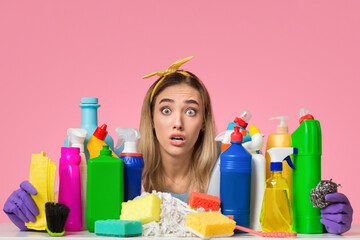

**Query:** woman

left=139, top=56, right=218, bottom=202
left=3, top=57, right=353, bottom=234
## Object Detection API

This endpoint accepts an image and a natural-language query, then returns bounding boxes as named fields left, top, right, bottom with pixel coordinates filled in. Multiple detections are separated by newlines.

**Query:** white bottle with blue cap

left=260, top=147, right=297, bottom=233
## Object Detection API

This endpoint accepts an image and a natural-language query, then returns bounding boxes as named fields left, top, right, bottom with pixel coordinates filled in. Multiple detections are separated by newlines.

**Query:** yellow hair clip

left=143, top=56, right=194, bottom=103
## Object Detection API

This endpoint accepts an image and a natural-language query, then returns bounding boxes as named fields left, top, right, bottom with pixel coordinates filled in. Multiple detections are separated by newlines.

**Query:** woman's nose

left=172, top=113, right=183, bottom=130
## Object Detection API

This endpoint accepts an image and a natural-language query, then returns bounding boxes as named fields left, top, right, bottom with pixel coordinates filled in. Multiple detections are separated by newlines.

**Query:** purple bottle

left=58, top=147, right=82, bottom=231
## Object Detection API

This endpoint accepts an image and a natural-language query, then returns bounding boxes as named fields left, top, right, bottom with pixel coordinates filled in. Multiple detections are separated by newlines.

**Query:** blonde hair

left=138, top=71, right=218, bottom=193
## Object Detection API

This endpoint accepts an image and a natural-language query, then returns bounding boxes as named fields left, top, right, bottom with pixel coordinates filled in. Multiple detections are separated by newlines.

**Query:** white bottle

left=67, top=128, right=88, bottom=230
left=243, top=125, right=266, bottom=232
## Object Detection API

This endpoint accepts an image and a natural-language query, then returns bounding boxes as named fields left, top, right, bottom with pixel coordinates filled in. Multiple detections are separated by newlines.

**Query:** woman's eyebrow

left=159, top=98, right=174, bottom=104
left=184, top=99, right=199, bottom=106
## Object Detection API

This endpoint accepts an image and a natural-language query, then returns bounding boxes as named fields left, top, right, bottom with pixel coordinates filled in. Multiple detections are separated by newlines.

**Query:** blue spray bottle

left=115, top=127, right=144, bottom=202
left=220, top=126, right=252, bottom=231
left=64, top=98, right=114, bottom=161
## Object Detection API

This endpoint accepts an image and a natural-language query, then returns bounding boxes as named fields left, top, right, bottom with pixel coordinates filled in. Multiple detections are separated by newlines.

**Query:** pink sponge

left=189, top=192, right=220, bottom=211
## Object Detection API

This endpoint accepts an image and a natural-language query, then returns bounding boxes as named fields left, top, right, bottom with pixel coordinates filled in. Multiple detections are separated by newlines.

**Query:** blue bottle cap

left=81, top=98, right=98, bottom=104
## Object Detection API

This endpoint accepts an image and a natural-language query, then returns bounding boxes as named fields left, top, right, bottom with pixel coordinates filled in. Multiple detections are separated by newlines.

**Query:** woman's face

left=153, top=83, right=203, bottom=159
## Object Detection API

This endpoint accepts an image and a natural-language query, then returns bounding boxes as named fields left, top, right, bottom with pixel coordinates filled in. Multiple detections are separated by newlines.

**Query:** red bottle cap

left=93, top=124, right=108, bottom=141
left=299, top=114, right=314, bottom=124
left=231, top=126, right=243, bottom=142
left=234, top=117, right=248, bottom=128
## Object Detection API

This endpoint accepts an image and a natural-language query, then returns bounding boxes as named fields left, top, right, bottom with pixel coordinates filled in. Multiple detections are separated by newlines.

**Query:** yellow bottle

left=265, top=116, right=293, bottom=202
left=87, top=124, right=117, bottom=159
left=260, top=147, right=296, bottom=233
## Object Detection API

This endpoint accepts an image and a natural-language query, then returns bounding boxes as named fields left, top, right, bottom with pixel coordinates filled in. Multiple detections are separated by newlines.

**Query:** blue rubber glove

left=320, top=193, right=353, bottom=234
left=3, top=181, right=39, bottom=231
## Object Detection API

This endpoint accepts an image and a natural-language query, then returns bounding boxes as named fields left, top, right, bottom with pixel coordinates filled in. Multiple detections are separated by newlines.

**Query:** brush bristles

left=45, top=202, right=70, bottom=234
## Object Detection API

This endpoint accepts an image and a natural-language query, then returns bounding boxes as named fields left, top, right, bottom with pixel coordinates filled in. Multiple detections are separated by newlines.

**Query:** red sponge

left=189, top=192, right=221, bottom=211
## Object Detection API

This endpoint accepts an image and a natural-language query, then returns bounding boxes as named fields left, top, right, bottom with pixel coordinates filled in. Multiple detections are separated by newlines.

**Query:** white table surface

left=1, top=222, right=359, bottom=239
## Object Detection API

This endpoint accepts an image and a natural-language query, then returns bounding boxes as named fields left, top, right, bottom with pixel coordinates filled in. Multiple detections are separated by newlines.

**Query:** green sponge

left=95, top=220, right=142, bottom=237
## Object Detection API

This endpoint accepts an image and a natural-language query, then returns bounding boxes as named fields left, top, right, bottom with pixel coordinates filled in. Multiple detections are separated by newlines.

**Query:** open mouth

left=171, top=136, right=184, bottom=141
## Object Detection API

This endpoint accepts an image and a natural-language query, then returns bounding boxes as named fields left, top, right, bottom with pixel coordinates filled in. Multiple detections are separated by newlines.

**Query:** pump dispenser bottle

left=67, top=128, right=87, bottom=230
left=260, top=147, right=296, bottom=233
left=265, top=116, right=293, bottom=201
left=64, top=98, right=114, bottom=161
left=220, top=126, right=252, bottom=231
left=291, top=108, right=322, bottom=233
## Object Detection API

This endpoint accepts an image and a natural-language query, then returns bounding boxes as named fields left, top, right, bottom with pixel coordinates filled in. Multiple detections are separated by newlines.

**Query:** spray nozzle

left=115, top=128, right=141, bottom=154
left=67, top=128, right=87, bottom=152
left=269, top=116, right=290, bottom=133
left=267, top=147, right=297, bottom=171
left=298, top=108, right=314, bottom=124
left=234, top=109, right=252, bottom=128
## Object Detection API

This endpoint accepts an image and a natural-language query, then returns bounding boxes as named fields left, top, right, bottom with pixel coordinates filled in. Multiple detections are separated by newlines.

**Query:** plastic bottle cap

left=298, top=108, right=314, bottom=123
left=299, top=114, right=314, bottom=124
left=93, top=124, right=108, bottom=140
left=269, top=116, right=290, bottom=133
left=81, top=98, right=98, bottom=104
left=231, top=126, right=243, bottom=142
left=100, top=145, right=112, bottom=156
left=234, top=117, right=248, bottom=128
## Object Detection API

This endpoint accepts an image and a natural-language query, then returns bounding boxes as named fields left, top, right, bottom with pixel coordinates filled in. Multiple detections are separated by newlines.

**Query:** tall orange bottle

left=265, top=116, right=293, bottom=202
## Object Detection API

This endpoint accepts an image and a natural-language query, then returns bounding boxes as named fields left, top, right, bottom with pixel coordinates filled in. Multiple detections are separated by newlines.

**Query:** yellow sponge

left=185, top=212, right=236, bottom=239
left=120, top=194, right=161, bottom=224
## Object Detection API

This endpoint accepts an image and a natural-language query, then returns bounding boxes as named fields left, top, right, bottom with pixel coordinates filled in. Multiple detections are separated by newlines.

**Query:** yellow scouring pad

left=185, top=212, right=236, bottom=239
left=120, top=193, right=161, bottom=224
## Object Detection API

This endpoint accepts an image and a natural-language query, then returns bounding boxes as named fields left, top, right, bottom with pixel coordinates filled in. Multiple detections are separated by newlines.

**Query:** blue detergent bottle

left=220, top=126, right=252, bottom=232
left=65, top=98, right=114, bottom=161
left=115, top=127, right=144, bottom=202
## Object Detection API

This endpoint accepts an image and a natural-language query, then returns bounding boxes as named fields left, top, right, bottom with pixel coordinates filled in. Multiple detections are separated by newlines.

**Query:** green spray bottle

left=291, top=108, right=322, bottom=233
left=86, top=145, right=124, bottom=232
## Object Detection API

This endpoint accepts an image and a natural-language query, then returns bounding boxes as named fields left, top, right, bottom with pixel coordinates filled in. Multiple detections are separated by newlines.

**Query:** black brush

left=45, top=202, right=70, bottom=237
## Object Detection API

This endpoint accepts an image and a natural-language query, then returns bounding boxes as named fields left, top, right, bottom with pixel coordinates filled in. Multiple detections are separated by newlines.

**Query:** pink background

left=0, top=1, right=359, bottom=224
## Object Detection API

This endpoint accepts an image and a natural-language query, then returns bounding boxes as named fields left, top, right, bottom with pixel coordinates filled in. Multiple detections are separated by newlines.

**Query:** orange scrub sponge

left=185, top=211, right=236, bottom=239
left=189, top=192, right=220, bottom=211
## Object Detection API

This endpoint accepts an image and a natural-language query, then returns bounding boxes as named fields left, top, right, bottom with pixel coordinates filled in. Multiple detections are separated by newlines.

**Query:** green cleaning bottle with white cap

left=260, top=147, right=297, bottom=233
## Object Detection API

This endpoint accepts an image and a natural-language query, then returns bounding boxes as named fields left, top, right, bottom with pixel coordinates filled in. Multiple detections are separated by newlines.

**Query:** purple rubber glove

left=320, top=192, right=353, bottom=234
left=3, top=181, right=39, bottom=231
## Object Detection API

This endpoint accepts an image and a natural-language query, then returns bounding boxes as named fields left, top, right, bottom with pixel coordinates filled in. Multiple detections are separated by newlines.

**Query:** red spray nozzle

left=231, top=126, right=243, bottom=142
left=93, top=124, right=108, bottom=140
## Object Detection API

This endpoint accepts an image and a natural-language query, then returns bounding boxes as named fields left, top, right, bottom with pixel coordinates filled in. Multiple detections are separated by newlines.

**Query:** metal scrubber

left=310, top=179, right=340, bottom=209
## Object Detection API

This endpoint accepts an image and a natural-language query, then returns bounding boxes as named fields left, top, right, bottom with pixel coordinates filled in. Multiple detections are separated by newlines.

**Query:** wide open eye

left=186, top=108, right=197, bottom=116
left=161, top=107, right=171, bottom=115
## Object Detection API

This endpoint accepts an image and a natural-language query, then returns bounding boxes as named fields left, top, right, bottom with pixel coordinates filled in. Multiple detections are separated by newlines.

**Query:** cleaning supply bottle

left=115, top=127, right=144, bottom=201
left=220, top=126, right=252, bottom=231
left=291, top=108, right=322, bottom=233
left=87, top=145, right=124, bottom=232
left=67, top=128, right=87, bottom=230
left=64, top=97, right=115, bottom=161
left=260, top=147, right=296, bottom=233
left=265, top=116, right=293, bottom=202
left=58, top=147, right=82, bottom=231
left=242, top=125, right=266, bottom=232
left=207, top=110, right=252, bottom=197
left=226, top=109, right=252, bottom=143
left=87, top=124, right=117, bottom=159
